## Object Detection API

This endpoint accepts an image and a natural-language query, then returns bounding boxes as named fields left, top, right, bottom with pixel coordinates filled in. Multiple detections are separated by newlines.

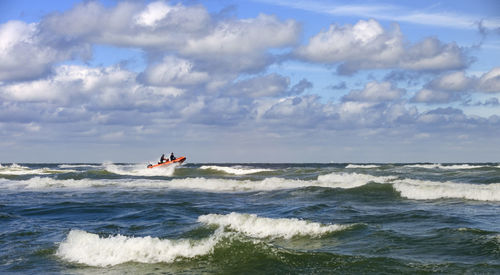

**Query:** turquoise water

left=1, top=162, right=499, bottom=274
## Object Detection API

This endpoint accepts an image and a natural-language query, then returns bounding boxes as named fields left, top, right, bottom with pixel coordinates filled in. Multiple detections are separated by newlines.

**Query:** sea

left=1, top=162, right=499, bottom=274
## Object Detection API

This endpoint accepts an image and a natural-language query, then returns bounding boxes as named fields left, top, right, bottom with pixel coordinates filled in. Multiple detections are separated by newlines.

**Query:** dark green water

left=1, top=162, right=499, bottom=274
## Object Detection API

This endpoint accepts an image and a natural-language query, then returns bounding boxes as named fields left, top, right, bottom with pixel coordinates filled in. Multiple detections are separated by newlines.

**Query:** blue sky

left=0, top=0, right=499, bottom=163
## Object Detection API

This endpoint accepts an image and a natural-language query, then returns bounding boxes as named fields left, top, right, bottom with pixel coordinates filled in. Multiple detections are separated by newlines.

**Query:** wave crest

left=0, top=164, right=74, bottom=175
left=56, top=229, right=219, bottom=267
left=200, top=165, right=273, bottom=175
left=393, top=179, right=500, bottom=201
left=346, top=164, right=380, bottom=169
left=198, top=212, right=348, bottom=239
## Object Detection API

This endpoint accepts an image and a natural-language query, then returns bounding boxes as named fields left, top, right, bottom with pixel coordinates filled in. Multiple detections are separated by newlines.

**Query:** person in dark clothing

left=170, top=152, right=176, bottom=161
left=159, top=154, right=167, bottom=164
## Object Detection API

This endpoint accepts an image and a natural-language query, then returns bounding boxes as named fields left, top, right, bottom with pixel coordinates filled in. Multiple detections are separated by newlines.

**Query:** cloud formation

left=0, top=21, right=89, bottom=81
left=295, top=19, right=469, bottom=74
left=411, top=68, right=500, bottom=103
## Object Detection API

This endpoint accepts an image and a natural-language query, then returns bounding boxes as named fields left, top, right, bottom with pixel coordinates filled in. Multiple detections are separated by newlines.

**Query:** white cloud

left=0, top=21, right=89, bottom=81
left=228, top=74, right=290, bottom=98
left=134, top=1, right=175, bottom=27
left=40, top=1, right=211, bottom=50
left=295, top=19, right=468, bottom=74
left=411, top=89, right=459, bottom=104
left=411, top=68, right=500, bottom=104
left=140, top=56, right=209, bottom=87
left=427, top=71, right=473, bottom=92
left=342, top=81, right=405, bottom=102
left=478, top=67, right=500, bottom=93
left=183, top=14, right=299, bottom=56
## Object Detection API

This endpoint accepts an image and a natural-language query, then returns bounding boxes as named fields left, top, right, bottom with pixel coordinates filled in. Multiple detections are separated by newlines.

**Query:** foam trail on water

left=104, top=162, right=177, bottom=177
left=393, top=179, right=500, bottom=201
left=200, top=165, right=273, bottom=175
left=56, top=229, right=220, bottom=267
left=198, top=212, right=349, bottom=239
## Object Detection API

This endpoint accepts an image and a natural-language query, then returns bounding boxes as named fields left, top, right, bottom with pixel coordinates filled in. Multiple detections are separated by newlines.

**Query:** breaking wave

left=1, top=172, right=394, bottom=192
left=393, top=179, right=500, bottom=201
left=58, top=164, right=101, bottom=169
left=317, top=172, right=395, bottom=188
left=200, top=165, right=273, bottom=175
left=346, top=164, right=380, bottom=169
left=404, top=164, right=487, bottom=170
left=198, top=212, right=349, bottom=239
left=56, top=229, right=220, bottom=267
left=56, top=213, right=350, bottom=267
left=0, top=163, right=74, bottom=175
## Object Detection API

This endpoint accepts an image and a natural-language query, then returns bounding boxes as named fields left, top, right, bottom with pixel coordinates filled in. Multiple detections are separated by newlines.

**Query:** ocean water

left=1, top=162, right=499, bottom=274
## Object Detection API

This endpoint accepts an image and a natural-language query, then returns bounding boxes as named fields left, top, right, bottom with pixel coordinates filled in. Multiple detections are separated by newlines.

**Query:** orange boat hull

left=147, top=156, right=186, bottom=168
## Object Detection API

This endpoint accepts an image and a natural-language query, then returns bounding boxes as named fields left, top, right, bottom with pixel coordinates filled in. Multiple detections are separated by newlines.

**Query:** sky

left=0, top=0, right=499, bottom=163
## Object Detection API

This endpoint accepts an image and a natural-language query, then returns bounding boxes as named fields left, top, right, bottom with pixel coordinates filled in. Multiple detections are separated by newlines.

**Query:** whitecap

left=404, top=163, right=486, bottom=170
left=198, top=212, right=348, bottom=239
left=200, top=165, right=273, bottom=175
left=346, top=164, right=380, bottom=169
left=1, top=172, right=395, bottom=192
left=437, top=164, right=486, bottom=170
left=0, top=164, right=74, bottom=175
left=58, top=164, right=100, bottom=169
left=56, top=229, right=220, bottom=267
left=393, top=179, right=500, bottom=201
left=317, top=172, right=395, bottom=189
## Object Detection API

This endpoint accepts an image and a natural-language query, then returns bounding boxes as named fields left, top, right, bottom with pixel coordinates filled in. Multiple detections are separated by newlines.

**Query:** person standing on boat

left=170, top=152, right=176, bottom=161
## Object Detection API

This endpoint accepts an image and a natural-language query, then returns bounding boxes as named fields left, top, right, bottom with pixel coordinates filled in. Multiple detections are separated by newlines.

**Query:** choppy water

left=1, top=162, right=499, bottom=274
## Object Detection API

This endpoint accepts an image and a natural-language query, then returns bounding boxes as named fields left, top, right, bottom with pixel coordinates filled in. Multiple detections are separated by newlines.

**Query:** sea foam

left=0, top=164, right=74, bottom=175
left=200, top=165, right=273, bottom=175
left=56, top=229, right=220, bottom=267
left=1, top=172, right=394, bottom=192
left=198, top=212, right=348, bottom=239
left=393, top=179, right=500, bottom=201
left=404, top=164, right=486, bottom=170
left=317, top=172, right=395, bottom=188
left=346, top=164, right=380, bottom=169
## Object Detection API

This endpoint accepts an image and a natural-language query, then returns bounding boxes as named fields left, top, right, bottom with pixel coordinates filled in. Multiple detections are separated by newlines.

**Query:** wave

left=0, top=177, right=108, bottom=189
left=1, top=172, right=394, bottom=192
left=103, top=162, right=177, bottom=177
left=198, top=212, right=348, bottom=239
left=317, top=173, right=395, bottom=189
left=403, top=164, right=487, bottom=170
left=56, top=229, right=220, bottom=267
left=0, top=163, right=75, bottom=175
left=200, top=165, right=274, bottom=175
left=393, top=179, right=500, bottom=201
left=58, top=164, right=101, bottom=169
left=346, top=164, right=380, bottom=169
left=56, top=212, right=349, bottom=267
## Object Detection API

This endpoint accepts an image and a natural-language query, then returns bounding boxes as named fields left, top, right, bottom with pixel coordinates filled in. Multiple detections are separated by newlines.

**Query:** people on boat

left=170, top=152, right=176, bottom=161
left=159, top=154, right=167, bottom=164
